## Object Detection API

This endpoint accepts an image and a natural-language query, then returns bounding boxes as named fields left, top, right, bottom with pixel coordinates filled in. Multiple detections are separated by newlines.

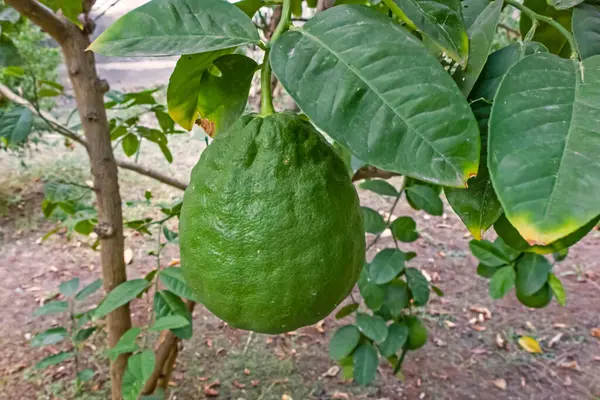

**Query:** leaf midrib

left=299, top=29, right=462, bottom=179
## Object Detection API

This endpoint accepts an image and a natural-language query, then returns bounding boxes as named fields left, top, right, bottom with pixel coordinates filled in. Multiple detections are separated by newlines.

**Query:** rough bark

left=5, top=1, right=131, bottom=398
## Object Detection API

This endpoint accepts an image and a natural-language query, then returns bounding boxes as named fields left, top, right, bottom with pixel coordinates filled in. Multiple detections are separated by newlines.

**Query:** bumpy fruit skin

left=517, top=283, right=553, bottom=308
left=180, top=113, right=365, bottom=334
left=405, top=316, right=428, bottom=350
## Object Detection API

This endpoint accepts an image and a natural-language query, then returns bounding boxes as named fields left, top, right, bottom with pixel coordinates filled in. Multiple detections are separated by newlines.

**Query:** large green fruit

left=405, top=316, right=428, bottom=350
left=180, top=113, right=365, bottom=334
left=517, top=283, right=553, bottom=308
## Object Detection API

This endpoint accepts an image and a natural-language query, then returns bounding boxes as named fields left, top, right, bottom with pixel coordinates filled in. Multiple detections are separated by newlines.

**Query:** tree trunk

left=5, top=2, right=132, bottom=398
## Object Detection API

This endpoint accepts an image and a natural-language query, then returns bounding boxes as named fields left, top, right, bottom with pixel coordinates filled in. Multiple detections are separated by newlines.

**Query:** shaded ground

left=1, top=138, right=599, bottom=400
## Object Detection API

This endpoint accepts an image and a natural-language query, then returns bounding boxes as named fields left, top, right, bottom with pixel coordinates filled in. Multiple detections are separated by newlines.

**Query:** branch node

left=94, top=222, right=115, bottom=238
left=96, top=78, right=110, bottom=93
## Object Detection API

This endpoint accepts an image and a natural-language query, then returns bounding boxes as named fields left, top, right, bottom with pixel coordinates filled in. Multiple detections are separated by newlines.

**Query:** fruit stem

left=259, top=0, right=292, bottom=116
left=504, top=0, right=578, bottom=60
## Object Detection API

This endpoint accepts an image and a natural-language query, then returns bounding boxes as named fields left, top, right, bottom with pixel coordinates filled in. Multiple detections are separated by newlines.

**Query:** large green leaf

left=515, top=253, right=551, bottom=296
left=361, top=207, right=386, bottom=234
left=489, top=53, right=600, bottom=245
left=107, top=327, right=141, bottom=361
left=405, top=185, right=443, bottom=216
left=159, top=267, right=198, bottom=301
left=94, top=279, right=150, bottom=319
left=389, top=0, right=469, bottom=65
left=59, top=277, right=80, bottom=297
left=31, top=327, right=69, bottom=347
left=167, top=50, right=231, bottom=131
left=405, top=268, right=430, bottom=306
left=329, top=325, right=361, bottom=360
left=0, top=106, right=33, bottom=147
left=89, top=0, right=260, bottom=56
left=34, top=300, right=68, bottom=317
left=469, top=238, right=517, bottom=266
left=549, top=0, right=584, bottom=10
left=390, top=216, right=419, bottom=242
left=573, top=3, right=600, bottom=60
left=367, top=249, right=406, bottom=285
left=122, top=350, right=156, bottom=400
left=488, top=265, right=515, bottom=299
left=520, top=0, right=572, bottom=57
left=454, top=0, right=503, bottom=97
left=353, top=343, right=378, bottom=385
left=378, top=322, right=408, bottom=357
left=39, top=0, right=81, bottom=24
left=270, top=5, right=480, bottom=187
left=0, top=37, right=22, bottom=67
left=356, top=312, right=388, bottom=342
left=154, top=290, right=192, bottom=339
left=359, top=180, right=399, bottom=197
left=358, top=268, right=385, bottom=311
left=383, top=279, right=410, bottom=317
left=461, top=0, right=489, bottom=29
left=75, top=279, right=103, bottom=301
left=35, top=351, right=74, bottom=370
left=195, top=54, right=257, bottom=135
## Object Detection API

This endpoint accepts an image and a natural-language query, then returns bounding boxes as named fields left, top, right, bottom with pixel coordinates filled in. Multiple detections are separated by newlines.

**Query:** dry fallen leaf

left=470, top=347, right=489, bottom=355
left=471, top=325, right=487, bottom=332
left=332, top=392, right=350, bottom=400
left=282, top=395, right=293, bottom=400
left=232, top=380, right=245, bottom=389
left=421, top=269, right=432, bottom=282
left=553, top=323, right=568, bottom=329
left=124, top=248, right=134, bottom=265
left=168, top=258, right=180, bottom=266
left=444, top=320, right=456, bottom=329
left=244, top=368, right=251, bottom=375
left=558, top=360, right=580, bottom=370
left=518, top=336, right=542, bottom=353
left=203, top=380, right=220, bottom=397
left=321, top=366, right=340, bottom=378
left=419, top=393, right=426, bottom=399
left=594, top=356, right=600, bottom=362
left=468, top=317, right=477, bottom=325
left=470, top=306, right=492, bottom=319
left=496, top=334, right=505, bottom=349
left=591, top=328, right=600, bottom=338
left=315, top=320, right=325, bottom=333
left=526, top=321, right=536, bottom=331
left=434, top=338, right=446, bottom=347
left=251, top=379, right=260, bottom=387
left=199, top=376, right=209, bottom=382
left=521, top=377, right=526, bottom=387
left=564, top=376, right=572, bottom=386
left=548, top=333, right=563, bottom=348
left=492, top=378, right=507, bottom=390
left=206, top=338, right=213, bottom=348
left=216, top=347, right=226, bottom=355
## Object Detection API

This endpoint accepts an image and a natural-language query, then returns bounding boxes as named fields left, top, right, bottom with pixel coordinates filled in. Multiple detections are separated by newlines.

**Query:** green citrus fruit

left=180, top=113, right=365, bottom=334
left=517, top=283, right=553, bottom=308
left=405, top=316, right=428, bottom=350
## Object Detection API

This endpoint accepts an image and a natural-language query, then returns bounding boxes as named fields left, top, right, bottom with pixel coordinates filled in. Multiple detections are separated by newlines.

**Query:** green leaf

left=35, top=351, right=74, bottom=370
left=549, top=0, right=584, bottom=10
left=39, top=0, right=82, bottom=24
left=367, top=249, right=406, bottom=285
left=0, top=37, right=22, bottom=67
left=454, top=0, right=502, bottom=96
left=34, top=300, right=68, bottom=317
left=548, top=273, right=566, bottom=306
left=107, top=327, right=141, bottom=361
left=389, top=0, right=468, bottom=65
left=431, top=285, right=444, bottom=296
left=94, top=279, right=150, bottom=319
left=73, top=327, right=97, bottom=342
left=573, top=3, right=600, bottom=59
left=31, top=327, right=69, bottom=347
left=353, top=343, right=378, bottom=385
left=461, top=0, right=489, bottom=29
left=0, top=7, right=20, bottom=24
left=476, top=263, right=500, bottom=278
left=356, top=312, right=388, bottom=342
left=167, top=49, right=232, bottom=131
left=195, top=54, right=258, bottom=135
left=361, top=207, right=386, bottom=234
left=77, top=368, right=95, bottom=382
left=489, top=53, right=600, bottom=245
left=469, top=239, right=513, bottom=267
left=74, top=219, right=95, bottom=235
left=405, top=268, right=430, bottom=306
left=270, top=5, right=480, bottom=187
left=162, top=226, right=178, bottom=243
left=154, top=290, right=192, bottom=339
left=489, top=265, right=515, bottom=299
left=89, top=0, right=260, bottom=56
left=0, top=106, right=33, bottom=147
left=59, top=277, right=80, bottom=297
left=233, top=0, right=264, bottom=17
left=515, top=254, right=551, bottom=296
left=383, top=279, right=410, bottom=317
left=378, top=322, right=408, bottom=357
left=159, top=267, right=197, bottom=301
left=335, top=303, right=359, bottom=319
left=359, top=180, right=398, bottom=197
left=520, top=0, right=572, bottom=57
left=358, top=268, right=385, bottom=311
left=75, top=279, right=103, bottom=301
left=329, top=325, right=361, bottom=360
left=390, top=216, right=419, bottom=242
left=122, top=134, right=139, bottom=157
left=150, top=315, right=190, bottom=331
left=122, top=350, right=156, bottom=400
left=405, top=185, right=443, bottom=216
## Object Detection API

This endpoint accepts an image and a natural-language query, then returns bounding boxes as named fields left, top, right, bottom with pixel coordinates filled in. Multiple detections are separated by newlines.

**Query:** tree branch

left=0, top=83, right=189, bottom=191
left=5, top=0, right=70, bottom=43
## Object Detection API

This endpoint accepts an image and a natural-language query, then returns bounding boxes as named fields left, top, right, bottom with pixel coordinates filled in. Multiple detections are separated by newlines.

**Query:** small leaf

left=405, top=185, right=443, bottom=216
left=74, top=219, right=95, bottom=235
left=35, top=351, right=75, bottom=370
left=548, top=273, right=566, bottom=306
left=0, top=36, right=22, bottom=68
left=378, top=322, right=409, bottom=357
left=469, top=240, right=510, bottom=267
left=358, top=268, right=385, bottom=311
left=359, top=180, right=398, bottom=197
left=383, top=279, right=410, bottom=317
left=353, top=343, right=378, bottom=385
left=405, top=268, right=430, bottom=306
left=89, top=0, right=260, bottom=56
left=367, top=249, right=406, bottom=285
left=122, top=134, right=139, bottom=157
left=431, top=285, right=444, bottom=297
left=518, top=336, right=543, bottom=353
left=390, top=216, right=419, bottom=243
left=572, top=3, right=600, bottom=60
left=162, top=226, right=179, bottom=242
left=329, top=325, right=361, bottom=360
left=107, top=327, right=141, bottom=361
left=31, top=327, right=69, bottom=347
left=59, top=277, right=80, bottom=297
left=73, top=327, right=97, bottom=342
left=34, top=300, right=68, bottom=317
left=489, top=266, right=515, bottom=299
left=159, top=267, right=198, bottom=301
left=515, top=254, right=551, bottom=296
left=154, top=290, right=193, bottom=339
left=0, top=106, right=33, bottom=147
left=93, top=279, right=150, bottom=320
left=356, top=312, right=388, bottom=342
left=39, top=0, right=81, bottom=24
left=335, top=303, right=359, bottom=319
left=520, top=0, right=572, bottom=57
left=75, top=279, right=103, bottom=301
left=477, top=263, right=500, bottom=278
left=361, top=207, right=386, bottom=234
left=122, top=350, right=156, bottom=400
left=150, top=315, right=190, bottom=331
left=77, top=368, right=95, bottom=382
